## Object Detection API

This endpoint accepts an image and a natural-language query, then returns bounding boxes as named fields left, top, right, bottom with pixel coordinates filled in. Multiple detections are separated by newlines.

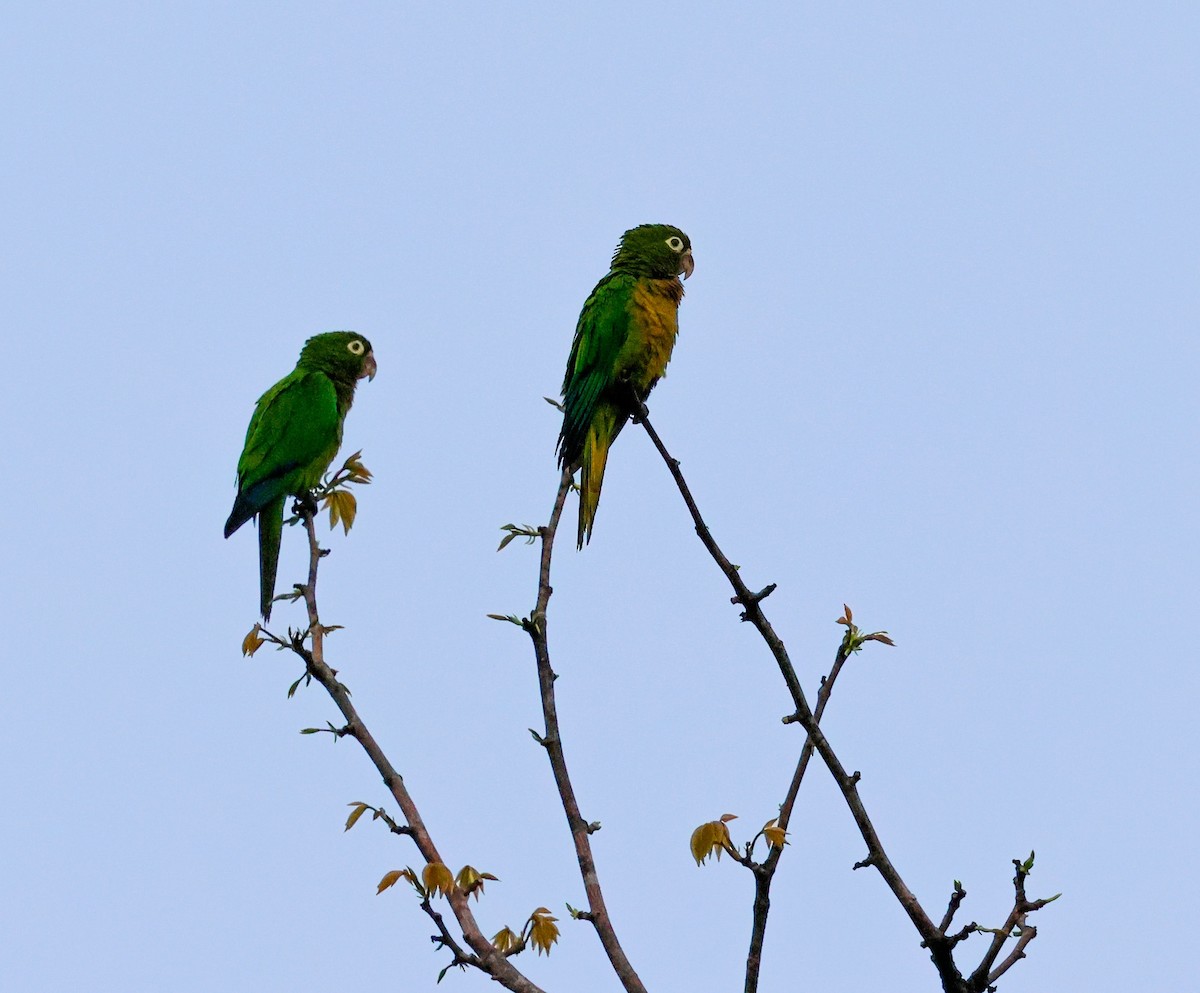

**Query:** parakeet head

left=298, top=331, right=377, bottom=382
left=611, top=223, right=694, bottom=280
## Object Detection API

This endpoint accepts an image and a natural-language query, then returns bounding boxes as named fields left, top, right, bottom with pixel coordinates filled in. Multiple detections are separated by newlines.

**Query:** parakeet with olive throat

left=557, top=223, right=694, bottom=547
left=224, top=331, right=377, bottom=620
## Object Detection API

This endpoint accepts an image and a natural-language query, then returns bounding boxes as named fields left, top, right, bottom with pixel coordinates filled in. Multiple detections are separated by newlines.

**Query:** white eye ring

left=665, top=236, right=684, bottom=251
left=347, top=340, right=365, bottom=355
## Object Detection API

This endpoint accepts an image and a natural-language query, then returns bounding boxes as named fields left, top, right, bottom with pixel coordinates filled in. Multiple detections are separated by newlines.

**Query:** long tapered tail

left=258, top=496, right=285, bottom=620
left=578, top=403, right=624, bottom=548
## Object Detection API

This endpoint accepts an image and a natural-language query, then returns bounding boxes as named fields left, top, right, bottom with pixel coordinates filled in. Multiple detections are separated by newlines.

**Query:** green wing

left=224, top=369, right=341, bottom=537
left=558, top=272, right=634, bottom=468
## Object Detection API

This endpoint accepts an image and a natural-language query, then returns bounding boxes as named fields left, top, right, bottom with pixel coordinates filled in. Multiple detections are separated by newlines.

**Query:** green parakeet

left=557, top=223, right=694, bottom=547
left=224, top=331, right=377, bottom=620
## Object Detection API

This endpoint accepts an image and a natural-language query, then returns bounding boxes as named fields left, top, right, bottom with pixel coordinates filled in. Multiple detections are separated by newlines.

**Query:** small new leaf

left=762, top=819, right=788, bottom=849
left=528, top=907, right=560, bottom=956
left=456, top=865, right=499, bottom=901
left=486, top=613, right=526, bottom=627
left=492, top=926, right=520, bottom=954
left=378, top=867, right=423, bottom=897
left=1022, top=851, right=1036, bottom=873
left=345, top=802, right=370, bottom=832
left=690, top=820, right=735, bottom=865
left=323, top=489, right=358, bottom=534
left=377, top=869, right=405, bottom=894
left=342, top=451, right=373, bottom=484
left=422, top=862, right=455, bottom=898
left=497, top=523, right=540, bottom=551
left=241, top=625, right=265, bottom=657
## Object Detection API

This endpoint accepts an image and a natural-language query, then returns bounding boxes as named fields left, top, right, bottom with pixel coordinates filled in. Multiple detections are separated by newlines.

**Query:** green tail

left=258, top=496, right=285, bottom=620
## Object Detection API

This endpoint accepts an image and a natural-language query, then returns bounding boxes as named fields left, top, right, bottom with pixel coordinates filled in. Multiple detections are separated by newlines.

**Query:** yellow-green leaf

left=377, top=869, right=404, bottom=894
left=423, top=862, right=455, bottom=898
left=343, top=451, right=373, bottom=483
left=345, top=802, right=370, bottom=832
left=456, top=864, right=497, bottom=900
left=492, top=926, right=520, bottom=953
left=323, top=489, right=358, bottom=534
left=762, top=819, right=788, bottom=849
left=528, top=907, right=559, bottom=955
left=690, top=820, right=734, bottom=865
left=241, top=625, right=265, bottom=656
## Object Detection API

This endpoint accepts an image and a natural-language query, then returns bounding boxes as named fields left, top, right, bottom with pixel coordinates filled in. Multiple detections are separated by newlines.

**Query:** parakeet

left=224, top=331, right=377, bottom=620
left=557, top=223, right=694, bottom=547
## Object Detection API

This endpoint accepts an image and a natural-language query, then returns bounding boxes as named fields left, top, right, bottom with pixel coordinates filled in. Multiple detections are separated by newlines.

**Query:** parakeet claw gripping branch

left=556, top=223, right=693, bottom=548
left=224, top=331, right=376, bottom=620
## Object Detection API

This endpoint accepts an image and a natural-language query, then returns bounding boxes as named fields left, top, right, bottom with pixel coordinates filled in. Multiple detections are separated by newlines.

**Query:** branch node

left=948, top=923, right=978, bottom=947
left=733, top=583, right=777, bottom=609
left=853, top=853, right=877, bottom=871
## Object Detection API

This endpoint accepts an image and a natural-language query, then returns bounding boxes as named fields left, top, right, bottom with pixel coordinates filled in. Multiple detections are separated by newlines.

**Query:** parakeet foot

left=293, top=492, right=319, bottom=517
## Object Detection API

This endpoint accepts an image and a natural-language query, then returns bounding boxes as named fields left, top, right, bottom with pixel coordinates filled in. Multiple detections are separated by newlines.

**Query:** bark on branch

left=515, top=468, right=649, bottom=993
left=268, top=504, right=549, bottom=993
left=638, top=415, right=1054, bottom=993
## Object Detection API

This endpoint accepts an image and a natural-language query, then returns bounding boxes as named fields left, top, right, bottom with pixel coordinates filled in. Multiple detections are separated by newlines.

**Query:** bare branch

left=967, top=856, right=1058, bottom=990
left=939, top=881, right=967, bottom=933
left=513, top=467, right=649, bottom=993
left=744, top=638, right=855, bottom=993
left=639, top=415, right=936, bottom=937
left=278, top=503, right=548, bottom=993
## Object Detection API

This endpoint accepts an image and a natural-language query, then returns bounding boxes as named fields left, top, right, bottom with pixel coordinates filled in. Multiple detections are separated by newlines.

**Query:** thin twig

left=640, top=416, right=1058, bottom=993
left=286, top=505, right=547, bottom=993
left=639, top=415, right=936, bottom=939
left=743, top=639, right=854, bottom=993
left=521, top=468, right=649, bottom=993
left=968, top=858, right=1053, bottom=990
left=939, top=882, right=968, bottom=933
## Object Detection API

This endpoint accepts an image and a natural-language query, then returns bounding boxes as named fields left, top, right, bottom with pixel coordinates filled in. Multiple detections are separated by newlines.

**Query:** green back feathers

left=224, top=330, right=377, bottom=619
left=557, top=224, right=694, bottom=546
left=559, top=224, right=694, bottom=470
left=227, top=331, right=376, bottom=532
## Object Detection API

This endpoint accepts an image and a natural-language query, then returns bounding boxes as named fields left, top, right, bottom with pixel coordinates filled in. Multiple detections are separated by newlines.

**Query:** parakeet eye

left=347, top=340, right=365, bottom=355
left=665, top=236, right=684, bottom=251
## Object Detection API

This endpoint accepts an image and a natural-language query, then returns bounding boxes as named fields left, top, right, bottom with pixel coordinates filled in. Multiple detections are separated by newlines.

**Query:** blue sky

left=3, top=3, right=1197, bottom=991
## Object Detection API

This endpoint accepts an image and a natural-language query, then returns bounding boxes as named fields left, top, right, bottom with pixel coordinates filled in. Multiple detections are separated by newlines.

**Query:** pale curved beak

left=680, top=249, right=695, bottom=280
left=361, top=351, right=377, bottom=381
